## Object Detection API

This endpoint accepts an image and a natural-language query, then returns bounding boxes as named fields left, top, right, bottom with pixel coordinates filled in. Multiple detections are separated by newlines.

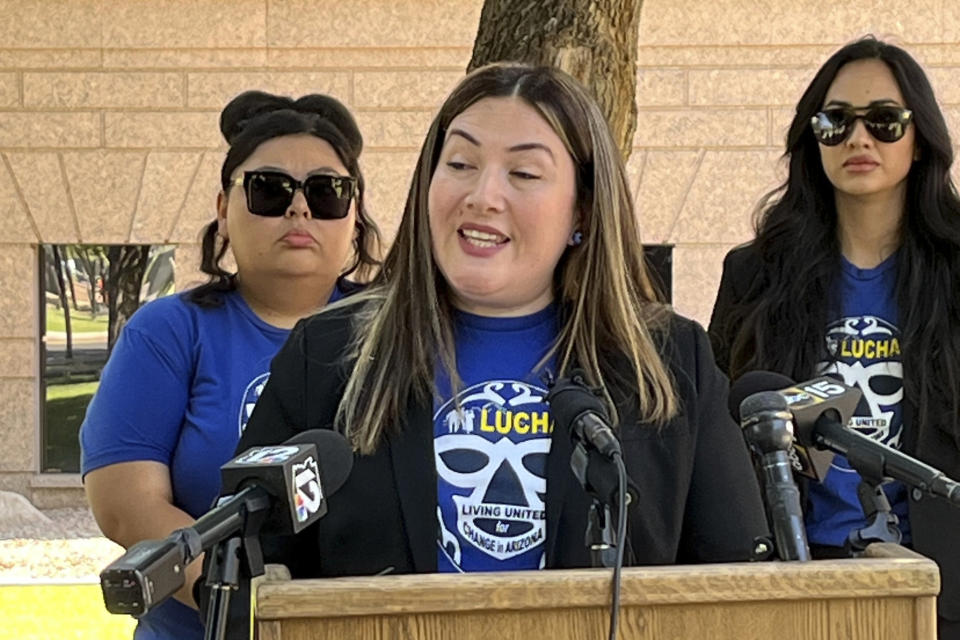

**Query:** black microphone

left=218, top=429, right=353, bottom=535
left=99, top=429, right=353, bottom=617
left=545, top=370, right=621, bottom=460
left=803, top=406, right=960, bottom=508
left=730, top=372, right=836, bottom=482
left=546, top=370, right=630, bottom=640
left=742, top=372, right=960, bottom=506
left=738, top=391, right=810, bottom=561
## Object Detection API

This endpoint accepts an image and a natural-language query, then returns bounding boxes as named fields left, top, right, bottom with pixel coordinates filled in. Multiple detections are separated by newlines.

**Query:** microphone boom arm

left=812, top=411, right=960, bottom=506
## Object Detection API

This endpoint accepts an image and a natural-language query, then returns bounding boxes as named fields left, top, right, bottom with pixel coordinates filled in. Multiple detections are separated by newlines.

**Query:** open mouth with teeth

left=458, top=228, right=509, bottom=248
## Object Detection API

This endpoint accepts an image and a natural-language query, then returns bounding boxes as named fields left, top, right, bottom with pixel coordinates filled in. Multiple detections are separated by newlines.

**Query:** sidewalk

left=0, top=508, right=121, bottom=583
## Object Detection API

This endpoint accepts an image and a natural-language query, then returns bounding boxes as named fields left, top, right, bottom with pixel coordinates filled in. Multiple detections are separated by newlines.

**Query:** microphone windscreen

left=729, top=371, right=839, bottom=482
left=739, top=390, right=789, bottom=424
left=728, top=371, right=795, bottom=422
left=285, top=429, right=354, bottom=496
left=545, top=370, right=608, bottom=433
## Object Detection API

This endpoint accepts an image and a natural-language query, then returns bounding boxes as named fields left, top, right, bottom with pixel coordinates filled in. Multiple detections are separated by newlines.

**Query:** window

left=643, top=244, right=673, bottom=304
left=40, top=244, right=177, bottom=473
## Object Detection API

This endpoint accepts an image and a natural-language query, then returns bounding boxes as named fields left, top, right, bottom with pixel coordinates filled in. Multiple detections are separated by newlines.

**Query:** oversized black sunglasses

left=232, top=170, right=357, bottom=220
left=810, top=105, right=913, bottom=146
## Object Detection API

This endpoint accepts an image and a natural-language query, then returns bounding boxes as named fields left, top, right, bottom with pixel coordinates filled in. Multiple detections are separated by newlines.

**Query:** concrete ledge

left=29, top=474, right=86, bottom=509
left=29, top=474, right=81, bottom=488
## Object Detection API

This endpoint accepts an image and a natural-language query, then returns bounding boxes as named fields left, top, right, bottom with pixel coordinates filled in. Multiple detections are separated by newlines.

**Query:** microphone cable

left=607, top=452, right=629, bottom=640
left=542, top=370, right=629, bottom=640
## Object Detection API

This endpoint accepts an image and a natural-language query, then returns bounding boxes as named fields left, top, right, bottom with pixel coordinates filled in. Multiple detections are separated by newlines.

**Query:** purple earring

left=569, top=231, right=583, bottom=246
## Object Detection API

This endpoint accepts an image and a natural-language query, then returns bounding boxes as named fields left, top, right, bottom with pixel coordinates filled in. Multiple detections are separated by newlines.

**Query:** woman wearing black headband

left=709, top=37, right=960, bottom=637
left=80, top=90, right=381, bottom=640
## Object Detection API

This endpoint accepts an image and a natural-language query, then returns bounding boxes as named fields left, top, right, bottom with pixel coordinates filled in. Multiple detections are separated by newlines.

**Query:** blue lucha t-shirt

left=806, top=253, right=911, bottom=547
left=80, top=285, right=345, bottom=640
left=435, top=305, right=558, bottom=572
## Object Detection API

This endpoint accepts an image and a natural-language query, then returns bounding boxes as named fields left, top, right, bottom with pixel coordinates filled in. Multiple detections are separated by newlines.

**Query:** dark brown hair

left=188, top=90, right=381, bottom=307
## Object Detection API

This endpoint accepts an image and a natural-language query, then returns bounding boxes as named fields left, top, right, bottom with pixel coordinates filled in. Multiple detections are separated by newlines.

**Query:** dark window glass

left=643, top=244, right=673, bottom=304
left=40, top=244, right=176, bottom=473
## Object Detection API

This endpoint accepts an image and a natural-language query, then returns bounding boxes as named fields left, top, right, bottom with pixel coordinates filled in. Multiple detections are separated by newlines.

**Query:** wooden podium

left=253, top=544, right=939, bottom=640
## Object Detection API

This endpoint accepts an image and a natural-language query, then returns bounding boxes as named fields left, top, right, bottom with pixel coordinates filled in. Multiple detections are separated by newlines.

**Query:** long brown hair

left=333, top=63, right=677, bottom=453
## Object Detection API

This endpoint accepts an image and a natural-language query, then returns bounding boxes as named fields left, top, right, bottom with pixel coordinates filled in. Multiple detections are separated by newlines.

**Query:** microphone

left=740, top=372, right=960, bottom=506
left=738, top=391, right=810, bottom=561
left=545, top=370, right=621, bottom=460
left=99, top=429, right=353, bottom=617
left=805, top=408, right=960, bottom=507
left=545, top=369, right=637, bottom=541
left=730, top=372, right=836, bottom=481
left=218, top=429, right=353, bottom=535
left=546, top=370, right=630, bottom=640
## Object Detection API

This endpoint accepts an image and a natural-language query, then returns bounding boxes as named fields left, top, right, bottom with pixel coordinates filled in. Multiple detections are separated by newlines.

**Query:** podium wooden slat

left=254, top=544, right=939, bottom=640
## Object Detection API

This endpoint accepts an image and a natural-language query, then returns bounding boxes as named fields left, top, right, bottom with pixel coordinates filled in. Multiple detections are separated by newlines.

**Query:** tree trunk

left=70, top=247, right=101, bottom=315
left=106, top=245, right=151, bottom=353
left=50, top=245, right=73, bottom=359
left=468, top=0, right=643, bottom=161
left=65, top=261, right=79, bottom=311
left=97, top=254, right=106, bottom=311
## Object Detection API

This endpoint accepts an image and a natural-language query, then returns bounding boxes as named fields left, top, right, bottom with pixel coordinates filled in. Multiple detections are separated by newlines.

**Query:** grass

left=47, top=382, right=100, bottom=401
left=45, top=307, right=108, bottom=334
left=44, top=382, right=100, bottom=473
left=0, top=583, right=136, bottom=639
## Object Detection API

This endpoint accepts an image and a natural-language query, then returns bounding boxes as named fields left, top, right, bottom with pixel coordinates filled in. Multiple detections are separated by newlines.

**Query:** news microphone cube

left=220, top=443, right=327, bottom=535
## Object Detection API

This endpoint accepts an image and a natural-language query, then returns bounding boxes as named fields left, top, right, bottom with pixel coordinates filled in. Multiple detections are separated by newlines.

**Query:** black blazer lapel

left=387, top=398, right=438, bottom=572
left=544, top=418, right=591, bottom=567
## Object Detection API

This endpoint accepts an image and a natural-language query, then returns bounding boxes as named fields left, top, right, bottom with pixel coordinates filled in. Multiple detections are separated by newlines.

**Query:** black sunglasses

left=810, top=105, right=913, bottom=146
left=232, top=170, right=357, bottom=220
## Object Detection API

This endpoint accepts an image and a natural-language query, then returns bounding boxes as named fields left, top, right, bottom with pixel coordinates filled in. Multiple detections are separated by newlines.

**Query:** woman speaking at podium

left=239, top=63, right=767, bottom=577
left=708, top=37, right=960, bottom=636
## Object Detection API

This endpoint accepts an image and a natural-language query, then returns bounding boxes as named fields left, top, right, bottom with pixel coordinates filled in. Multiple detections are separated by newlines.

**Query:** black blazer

left=238, top=304, right=769, bottom=578
left=709, top=243, right=960, bottom=626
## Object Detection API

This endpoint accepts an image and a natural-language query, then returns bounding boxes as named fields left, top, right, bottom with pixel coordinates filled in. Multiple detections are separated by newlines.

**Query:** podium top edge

left=255, top=555, right=940, bottom=619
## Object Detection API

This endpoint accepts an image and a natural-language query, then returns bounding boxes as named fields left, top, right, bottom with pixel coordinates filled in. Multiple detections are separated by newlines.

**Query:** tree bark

left=65, top=264, right=79, bottom=311
left=70, top=247, right=102, bottom=315
left=50, top=245, right=73, bottom=359
left=105, top=245, right=150, bottom=353
left=468, top=0, right=643, bottom=161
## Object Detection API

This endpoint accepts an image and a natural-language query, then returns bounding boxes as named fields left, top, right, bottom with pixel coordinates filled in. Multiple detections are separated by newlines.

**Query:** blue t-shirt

left=80, top=285, right=345, bottom=640
left=807, top=253, right=910, bottom=547
left=435, top=305, right=558, bottom=573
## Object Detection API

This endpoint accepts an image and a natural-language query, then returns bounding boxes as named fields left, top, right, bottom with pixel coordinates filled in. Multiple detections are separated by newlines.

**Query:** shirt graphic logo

left=435, top=381, right=552, bottom=571
left=821, top=315, right=903, bottom=470
left=238, top=372, right=271, bottom=436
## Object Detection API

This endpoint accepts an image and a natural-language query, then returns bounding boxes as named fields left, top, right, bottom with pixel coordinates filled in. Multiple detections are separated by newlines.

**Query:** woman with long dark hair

left=237, top=63, right=767, bottom=580
left=709, top=37, right=960, bottom=636
left=80, top=90, right=381, bottom=640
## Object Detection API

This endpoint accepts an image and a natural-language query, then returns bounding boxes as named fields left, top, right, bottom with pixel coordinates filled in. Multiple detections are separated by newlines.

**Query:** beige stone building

left=1, top=0, right=958, bottom=507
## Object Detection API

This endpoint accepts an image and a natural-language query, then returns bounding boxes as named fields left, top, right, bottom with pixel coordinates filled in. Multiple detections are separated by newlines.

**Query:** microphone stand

left=571, top=440, right=632, bottom=640
left=571, top=442, right=622, bottom=568
left=203, top=536, right=243, bottom=640
left=201, top=493, right=269, bottom=640
left=834, top=430, right=902, bottom=555
left=586, top=500, right=618, bottom=568
left=545, top=371, right=631, bottom=640
left=846, top=478, right=901, bottom=555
